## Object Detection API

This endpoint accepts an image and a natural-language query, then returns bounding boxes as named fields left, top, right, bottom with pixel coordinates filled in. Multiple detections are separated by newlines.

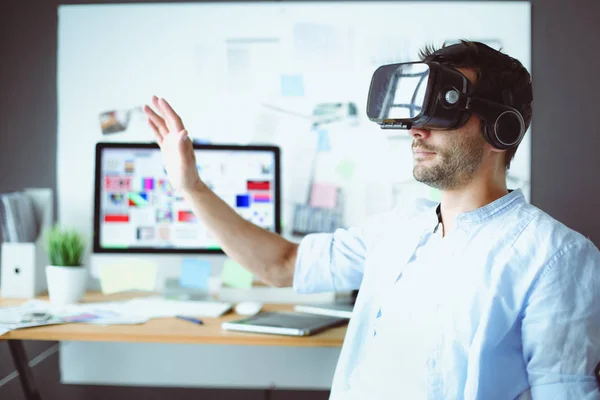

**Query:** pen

left=176, top=315, right=204, bottom=325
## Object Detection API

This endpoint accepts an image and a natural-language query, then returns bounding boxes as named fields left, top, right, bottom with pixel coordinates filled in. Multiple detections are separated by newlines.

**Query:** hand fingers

left=157, top=97, right=185, bottom=133
left=143, top=104, right=168, bottom=137
left=151, top=95, right=162, bottom=112
left=147, top=117, right=163, bottom=145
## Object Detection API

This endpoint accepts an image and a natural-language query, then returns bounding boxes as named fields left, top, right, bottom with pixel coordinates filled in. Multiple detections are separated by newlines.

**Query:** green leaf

left=44, top=225, right=86, bottom=267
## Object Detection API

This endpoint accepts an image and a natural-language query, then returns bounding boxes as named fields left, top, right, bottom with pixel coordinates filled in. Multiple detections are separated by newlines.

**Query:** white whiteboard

left=57, top=2, right=531, bottom=245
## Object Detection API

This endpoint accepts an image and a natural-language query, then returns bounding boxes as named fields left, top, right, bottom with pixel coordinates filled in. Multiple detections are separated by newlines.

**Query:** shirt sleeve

left=293, top=226, right=367, bottom=293
left=521, top=239, right=600, bottom=399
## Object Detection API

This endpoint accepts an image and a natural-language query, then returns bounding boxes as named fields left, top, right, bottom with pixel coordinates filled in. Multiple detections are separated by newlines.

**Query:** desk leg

left=8, top=340, right=43, bottom=400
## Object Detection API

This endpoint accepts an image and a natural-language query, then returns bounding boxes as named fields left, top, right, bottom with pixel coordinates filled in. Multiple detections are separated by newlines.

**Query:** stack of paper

left=0, top=296, right=234, bottom=337
left=0, top=191, right=40, bottom=243
left=0, top=305, right=65, bottom=336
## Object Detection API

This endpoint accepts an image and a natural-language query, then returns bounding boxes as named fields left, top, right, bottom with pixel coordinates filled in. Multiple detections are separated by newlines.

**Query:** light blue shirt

left=294, top=189, right=600, bottom=399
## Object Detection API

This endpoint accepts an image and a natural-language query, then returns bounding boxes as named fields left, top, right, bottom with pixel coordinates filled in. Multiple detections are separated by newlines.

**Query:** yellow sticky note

left=221, top=259, right=253, bottom=289
left=99, top=260, right=157, bottom=294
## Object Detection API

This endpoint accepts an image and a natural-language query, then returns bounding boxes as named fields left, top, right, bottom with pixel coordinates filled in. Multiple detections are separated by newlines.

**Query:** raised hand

left=143, top=96, right=203, bottom=193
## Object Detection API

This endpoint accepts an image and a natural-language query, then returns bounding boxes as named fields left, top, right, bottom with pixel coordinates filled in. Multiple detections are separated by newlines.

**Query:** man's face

left=411, top=68, right=487, bottom=190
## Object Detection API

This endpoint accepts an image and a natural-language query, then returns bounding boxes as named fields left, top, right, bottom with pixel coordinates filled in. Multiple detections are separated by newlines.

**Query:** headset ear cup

left=482, top=123, right=508, bottom=150
left=494, top=110, right=525, bottom=149
left=482, top=110, right=524, bottom=150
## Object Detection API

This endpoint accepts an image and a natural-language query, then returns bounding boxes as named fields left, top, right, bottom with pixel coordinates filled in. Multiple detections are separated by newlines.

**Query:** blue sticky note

left=317, top=128, right=330, bottom=152
left=281, top=75, right=304, bottom=97
left=180, top=259, right=211, bottom=290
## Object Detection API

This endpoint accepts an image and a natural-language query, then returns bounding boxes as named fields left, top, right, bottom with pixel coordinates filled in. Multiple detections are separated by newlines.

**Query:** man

left=144, top=41, right=600, bottom=399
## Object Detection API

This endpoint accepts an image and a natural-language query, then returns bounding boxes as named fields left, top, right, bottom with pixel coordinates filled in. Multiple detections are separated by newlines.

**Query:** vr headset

left=366, top=61, right=532, bottom=150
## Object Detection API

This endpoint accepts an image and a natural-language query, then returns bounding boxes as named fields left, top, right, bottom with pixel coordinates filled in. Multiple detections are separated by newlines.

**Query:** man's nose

left=409, top=128, right=431, bottom=139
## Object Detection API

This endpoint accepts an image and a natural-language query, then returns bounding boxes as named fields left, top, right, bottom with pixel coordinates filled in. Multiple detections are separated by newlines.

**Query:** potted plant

left=45, top=225, right=87, bottom=305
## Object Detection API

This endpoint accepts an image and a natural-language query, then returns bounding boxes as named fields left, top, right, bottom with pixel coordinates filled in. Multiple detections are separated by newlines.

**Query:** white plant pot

left=46, top=265, right=87, bottom=305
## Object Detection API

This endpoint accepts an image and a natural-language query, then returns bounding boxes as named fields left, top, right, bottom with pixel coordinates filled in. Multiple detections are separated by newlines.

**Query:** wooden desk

left=1, top=292, right=347, bottom=400
left=0, top=292, right=346, bottom=346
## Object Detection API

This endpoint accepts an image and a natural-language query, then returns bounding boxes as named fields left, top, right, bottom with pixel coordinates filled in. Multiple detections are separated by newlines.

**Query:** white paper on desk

left=83, top=315, right=149, bottom=325
left=20, top=299, right=123, bottom=316
left=0, top=318, right=66, bottom=334
left=12, top=298, right=231, bottom=325
left=0, top=306, right=63, bottom=330
left=0, top=309, right=17, bottom=336
left=0, top=306, right=23, bottom=323
left=17, top=300, right=148, bottom=326
left=1, top=303, right=73, bottom=328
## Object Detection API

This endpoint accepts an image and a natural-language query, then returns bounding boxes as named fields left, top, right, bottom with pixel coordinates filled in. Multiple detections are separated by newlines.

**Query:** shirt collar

left=432, top=188, right=526, bottom=228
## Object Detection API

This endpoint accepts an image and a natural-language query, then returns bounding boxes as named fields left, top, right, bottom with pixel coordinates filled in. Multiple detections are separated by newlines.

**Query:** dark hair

left=419, top=40, right=533, bottom=169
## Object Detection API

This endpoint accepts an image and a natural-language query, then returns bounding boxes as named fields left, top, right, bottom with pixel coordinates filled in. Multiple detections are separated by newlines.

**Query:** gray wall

left=1, top=0, right=599, bottom=399
left=528, top=0, right=600, bottom=240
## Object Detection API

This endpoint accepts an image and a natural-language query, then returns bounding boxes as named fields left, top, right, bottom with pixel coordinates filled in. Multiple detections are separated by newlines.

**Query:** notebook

left=221, top=311, right=348, bottom=336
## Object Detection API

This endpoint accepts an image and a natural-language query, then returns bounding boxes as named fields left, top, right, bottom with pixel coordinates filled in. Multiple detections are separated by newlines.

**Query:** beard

left=413, top=132, right=485, bottom=190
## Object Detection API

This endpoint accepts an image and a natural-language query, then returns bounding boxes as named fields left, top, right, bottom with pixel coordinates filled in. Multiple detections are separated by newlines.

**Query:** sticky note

left=429, top=187, right=442, bottom=202
left=221, top=259, right=253, bottom=289
left=99, top=260, right=157, bottom=295
left=180, top=259, right=211, bottom=290
left=310, top=183, right=338, bottom=209
left=316, top=128, right=330, bottom=152
left=281, top=75, right=304, bottom=97
left=335, top=160, right=356, bottom=180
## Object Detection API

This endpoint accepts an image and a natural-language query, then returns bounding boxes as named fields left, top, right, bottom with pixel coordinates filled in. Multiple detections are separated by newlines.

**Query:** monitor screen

left=93, top=142, right=280, bottom=254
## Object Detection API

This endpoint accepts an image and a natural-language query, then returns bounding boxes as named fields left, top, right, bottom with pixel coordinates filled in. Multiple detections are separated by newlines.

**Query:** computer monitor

left=93, top=142, right=281, bottom=254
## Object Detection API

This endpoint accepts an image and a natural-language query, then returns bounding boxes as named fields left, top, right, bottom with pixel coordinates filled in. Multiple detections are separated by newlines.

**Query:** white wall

left=57, top=1, right=531, bottom=247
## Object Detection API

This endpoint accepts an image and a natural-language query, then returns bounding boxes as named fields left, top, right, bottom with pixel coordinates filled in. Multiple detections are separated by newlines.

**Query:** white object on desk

left=293, top=302, right=354, bottom=319
left=234, top=301, right=263, bottom=316
left=18, top=298, right=232, bottom=322
left=1, top=242, right=47, bottom=298
left=0, top=188, right=53, bottom=299
left=125, top=297, right=232, bottom=318
left=46, top=265, right=87, bottom=305
left=0, top=305, right=65, bottom=336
